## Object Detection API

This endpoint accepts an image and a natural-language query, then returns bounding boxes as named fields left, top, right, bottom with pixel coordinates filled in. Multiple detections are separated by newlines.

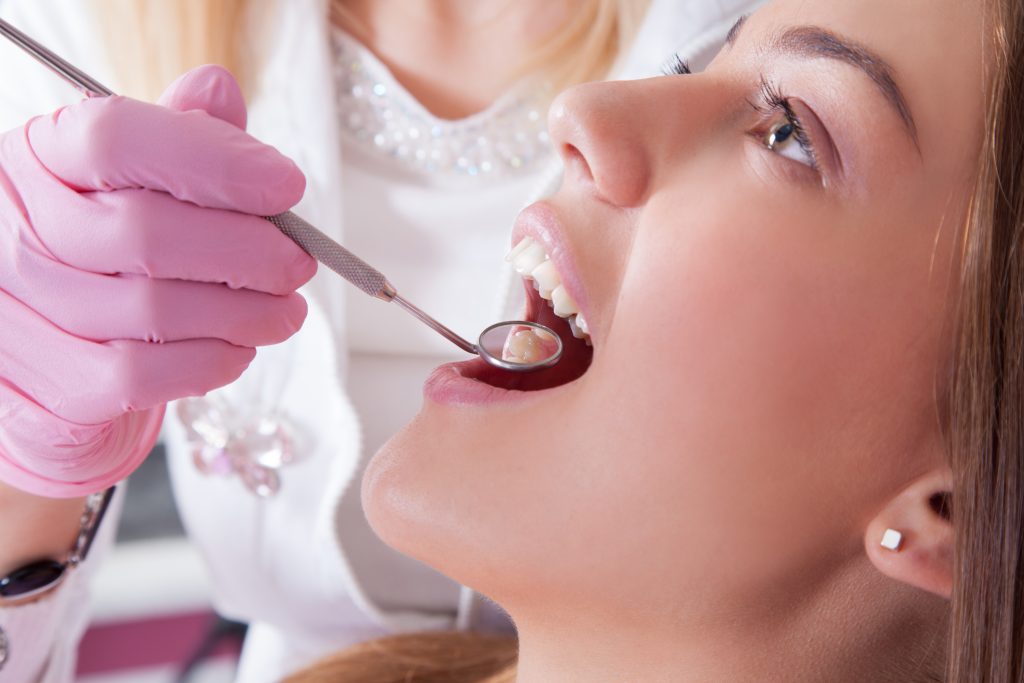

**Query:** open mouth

left=454, top=236, right=595, bottom=392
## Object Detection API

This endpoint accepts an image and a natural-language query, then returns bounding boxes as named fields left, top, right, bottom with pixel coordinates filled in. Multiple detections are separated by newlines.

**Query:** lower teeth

left=568, top=315, right=584, bottom=339
left=503, top=327, right=559, bottom=364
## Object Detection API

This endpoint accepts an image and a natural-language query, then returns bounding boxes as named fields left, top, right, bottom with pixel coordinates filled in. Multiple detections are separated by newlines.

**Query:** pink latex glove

left=0, top=65, right=316, bottom=498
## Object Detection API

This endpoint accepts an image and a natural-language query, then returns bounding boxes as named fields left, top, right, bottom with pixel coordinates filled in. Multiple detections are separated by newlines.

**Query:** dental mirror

left=0, top=16, right=564, bottom=374
left=387, top=296, right=563, bottom=372
left=478, top=321, right=563, bottom=371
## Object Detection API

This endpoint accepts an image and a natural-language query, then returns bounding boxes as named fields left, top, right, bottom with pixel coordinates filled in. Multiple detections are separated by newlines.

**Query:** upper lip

left=510, top=201, right=594, bottom=342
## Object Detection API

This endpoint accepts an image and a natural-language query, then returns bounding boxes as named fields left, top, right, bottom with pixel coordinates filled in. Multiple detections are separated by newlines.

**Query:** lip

left=423, top=201, right=595, bottom=408
left=423, top=359, right=575, bottom=407
left=510, top=201, right=595, bottom=344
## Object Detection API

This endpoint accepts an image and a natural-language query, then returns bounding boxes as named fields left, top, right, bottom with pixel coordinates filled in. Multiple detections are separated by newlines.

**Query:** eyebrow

left=725, top=15, right=748, bottom=46
left=726, top=18, right=919, bottom=148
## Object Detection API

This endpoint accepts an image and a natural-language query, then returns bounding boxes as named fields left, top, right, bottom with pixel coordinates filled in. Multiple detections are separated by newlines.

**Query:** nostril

left=561, top=143, right=593, bottom=182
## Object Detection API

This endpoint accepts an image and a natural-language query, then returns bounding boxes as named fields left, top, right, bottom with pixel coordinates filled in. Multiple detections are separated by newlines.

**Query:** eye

left=764, top=118, right=816, bottom=168
left=751, top=77, right=821, bottom=173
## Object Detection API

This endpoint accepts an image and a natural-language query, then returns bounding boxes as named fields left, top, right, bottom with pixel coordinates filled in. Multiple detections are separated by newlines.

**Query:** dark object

left=0, top=487, right=115, bottom=602
left=175, top=616, right=248, bottom=683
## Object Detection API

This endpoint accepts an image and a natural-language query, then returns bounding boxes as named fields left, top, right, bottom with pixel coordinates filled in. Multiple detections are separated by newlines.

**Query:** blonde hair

left=96, top=0, right=650, bottom=101
left=97, top=0, right=253, bottom=100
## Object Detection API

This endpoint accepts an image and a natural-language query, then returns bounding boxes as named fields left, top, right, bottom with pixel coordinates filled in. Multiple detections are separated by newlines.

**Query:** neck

left=507, top=565, right=947, bottom=683
left=338, top=0, right=577, bottom=118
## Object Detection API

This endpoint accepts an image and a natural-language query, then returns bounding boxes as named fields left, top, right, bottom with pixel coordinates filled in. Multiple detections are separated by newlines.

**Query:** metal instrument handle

left=390, top=295, right=478, bottom=355
left=0, top=18, right=113, bottom=98
left=263, top=212, right=396, bottom=300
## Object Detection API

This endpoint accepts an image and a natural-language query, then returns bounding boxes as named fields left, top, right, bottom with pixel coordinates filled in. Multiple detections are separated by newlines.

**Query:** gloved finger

left=27, top=95, right=304, bottom=215
left=0, top=290, right=255, bottom=424
left=157, top=64, right=247, bottom=129
left=0, top=392, right=163, bottom=498
left=3, top=249, right=308, bottom=345
left=26, top=187, right=316, bottom=296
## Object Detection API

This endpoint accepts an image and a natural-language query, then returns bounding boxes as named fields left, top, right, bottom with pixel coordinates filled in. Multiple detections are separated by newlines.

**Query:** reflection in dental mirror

left=477, top=321, right=563, bottom=371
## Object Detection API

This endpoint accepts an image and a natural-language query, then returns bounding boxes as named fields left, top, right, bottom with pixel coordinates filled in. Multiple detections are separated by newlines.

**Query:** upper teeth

left=506, top=237, right=591, bottom=343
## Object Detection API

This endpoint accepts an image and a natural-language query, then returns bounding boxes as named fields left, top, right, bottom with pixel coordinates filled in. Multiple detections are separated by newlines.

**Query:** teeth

left=508, top=237, right=591, bottom=344
left=530, top=261, right=560, bottom=298
left=511, top=241, right=547, bottom=275
left=505, top=237, right=534, bottom=263
left=550, top=285, right=578, bottom=318
left=567, top=315, right=584, bottom=339
left=574, top=312, right=589, bottom=336
left=502, top=327, right=559, bottom=364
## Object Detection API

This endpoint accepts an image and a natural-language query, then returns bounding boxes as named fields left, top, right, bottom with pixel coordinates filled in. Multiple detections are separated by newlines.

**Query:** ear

left=864, top=467, right=953, bottom=599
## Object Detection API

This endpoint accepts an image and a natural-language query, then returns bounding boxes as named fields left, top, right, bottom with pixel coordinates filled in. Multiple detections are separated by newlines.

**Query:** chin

left=362, top=402, right=557, bottom=603
left=362, top=415, right=430, bottom=556
left=361, top=407, right=487, bottom=587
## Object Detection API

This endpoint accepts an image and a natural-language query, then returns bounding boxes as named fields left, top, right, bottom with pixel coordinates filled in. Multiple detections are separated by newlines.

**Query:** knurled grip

left=264, top=211, right=395, bottom=300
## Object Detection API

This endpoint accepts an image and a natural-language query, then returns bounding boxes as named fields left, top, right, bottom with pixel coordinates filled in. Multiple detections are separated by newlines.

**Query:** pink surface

left=0, top=66, right=315, bottom=497
left=76, top=610, right=242, bottom=676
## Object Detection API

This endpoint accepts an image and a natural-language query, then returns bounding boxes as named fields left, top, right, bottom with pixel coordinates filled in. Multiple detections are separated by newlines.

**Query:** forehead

left=743, top=0, right=987, bottom=169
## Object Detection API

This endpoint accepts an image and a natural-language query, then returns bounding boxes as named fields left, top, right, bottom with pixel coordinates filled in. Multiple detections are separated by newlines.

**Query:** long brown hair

left=282, top=632, right=517, bottom=683
left=947, top=0, right=1024, bottom=680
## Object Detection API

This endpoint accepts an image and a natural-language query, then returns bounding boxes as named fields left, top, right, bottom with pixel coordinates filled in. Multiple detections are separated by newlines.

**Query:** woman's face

left=364, top=0, right=985, bottom=629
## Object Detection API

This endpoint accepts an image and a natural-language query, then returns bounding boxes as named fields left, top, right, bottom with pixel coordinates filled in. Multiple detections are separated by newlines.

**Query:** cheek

left=577, top=197, right=849, bottom=595
left=582, top=181, right=955, bottom=595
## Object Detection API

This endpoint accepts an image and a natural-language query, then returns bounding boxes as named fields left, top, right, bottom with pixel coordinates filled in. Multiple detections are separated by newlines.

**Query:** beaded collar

left=331, top=29, right=554, bottom=179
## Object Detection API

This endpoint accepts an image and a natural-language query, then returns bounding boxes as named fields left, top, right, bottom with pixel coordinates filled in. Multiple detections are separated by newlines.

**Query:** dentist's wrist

left=0, top=480, right=84, bottom=583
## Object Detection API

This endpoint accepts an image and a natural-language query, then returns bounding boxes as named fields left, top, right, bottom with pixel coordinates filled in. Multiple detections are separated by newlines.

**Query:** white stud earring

left=880, top=528, right=903, bottom=551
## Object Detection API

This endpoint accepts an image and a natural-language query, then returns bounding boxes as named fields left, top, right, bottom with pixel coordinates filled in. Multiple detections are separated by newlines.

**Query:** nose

left=547, top=75, right=719, bottom=208
left=548, top=80, right=651, bottom=208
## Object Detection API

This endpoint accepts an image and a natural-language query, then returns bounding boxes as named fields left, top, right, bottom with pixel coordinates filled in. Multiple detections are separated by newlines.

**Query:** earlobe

left=864, top=468, right=954, bottom=599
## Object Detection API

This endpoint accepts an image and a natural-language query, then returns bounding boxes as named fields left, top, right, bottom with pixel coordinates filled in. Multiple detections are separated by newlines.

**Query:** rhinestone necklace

left=331, top=29, right=554, bottom=179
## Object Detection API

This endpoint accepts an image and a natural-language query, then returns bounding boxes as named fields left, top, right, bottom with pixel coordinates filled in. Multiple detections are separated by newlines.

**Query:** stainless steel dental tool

left=0, top=18, right=563, bottom=372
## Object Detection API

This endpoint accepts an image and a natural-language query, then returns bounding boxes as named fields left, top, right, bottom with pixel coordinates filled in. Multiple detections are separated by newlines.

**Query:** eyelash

left=750, top=77, right=820, bottom=171
left=661, top=54, right=692, bottom=76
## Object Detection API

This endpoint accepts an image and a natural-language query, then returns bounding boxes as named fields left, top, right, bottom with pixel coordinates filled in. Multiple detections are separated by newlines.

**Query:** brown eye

left=763, top=118, right=815, bottom=167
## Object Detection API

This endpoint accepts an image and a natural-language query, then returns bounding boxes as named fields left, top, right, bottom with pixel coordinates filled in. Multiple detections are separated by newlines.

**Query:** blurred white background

left=76, top=447, right=241, bottom=683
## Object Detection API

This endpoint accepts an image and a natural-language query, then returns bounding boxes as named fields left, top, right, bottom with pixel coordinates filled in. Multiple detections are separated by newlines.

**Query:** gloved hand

left=0, top=65, right=316, bottom=498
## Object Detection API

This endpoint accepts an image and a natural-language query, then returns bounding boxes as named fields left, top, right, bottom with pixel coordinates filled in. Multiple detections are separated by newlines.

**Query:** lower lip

left=423, top=360, right=549, bottom=407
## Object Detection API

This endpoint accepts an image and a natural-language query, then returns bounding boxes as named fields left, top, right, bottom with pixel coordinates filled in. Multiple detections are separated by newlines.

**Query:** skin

left=364, top=0, right=986, bottom=681
left=340, top=0, right=580, bottom=118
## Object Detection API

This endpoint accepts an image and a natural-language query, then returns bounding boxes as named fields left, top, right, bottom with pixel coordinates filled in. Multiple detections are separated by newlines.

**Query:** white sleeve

left=0, top=489, right=123, bottom=683
left=0, top=0, right=117, bottom=130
